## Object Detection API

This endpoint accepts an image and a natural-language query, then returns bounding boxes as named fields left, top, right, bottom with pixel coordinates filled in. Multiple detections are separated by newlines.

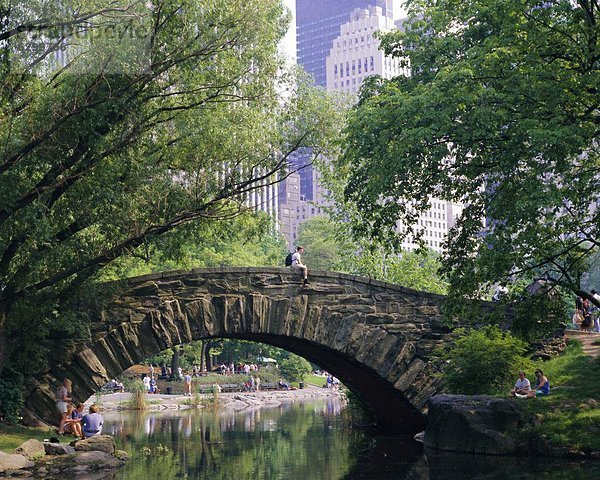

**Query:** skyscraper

left=296, top=0, right=393, bottom=87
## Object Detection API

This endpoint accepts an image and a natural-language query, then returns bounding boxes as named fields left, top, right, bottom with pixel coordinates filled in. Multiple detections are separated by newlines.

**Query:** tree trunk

left=204, top=342, right=213, bottom=373
left=200, top=340, right=207, bottom=373
left=0, top=304, right=9, bottom=375
left=170, top=348, right=180, bottom=381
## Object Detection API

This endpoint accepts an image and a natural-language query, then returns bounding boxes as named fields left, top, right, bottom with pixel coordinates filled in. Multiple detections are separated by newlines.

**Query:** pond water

left=98, top=398, right=599, bottom=480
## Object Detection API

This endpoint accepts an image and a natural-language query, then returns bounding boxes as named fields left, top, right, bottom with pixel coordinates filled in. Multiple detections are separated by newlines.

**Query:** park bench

left=197, top=384, right=218, bottom=394
left=99, top=383, right=124, bottom=394
left=260, top=383, right=278, bottom=391
left=220, top=383, right=242, bottom=392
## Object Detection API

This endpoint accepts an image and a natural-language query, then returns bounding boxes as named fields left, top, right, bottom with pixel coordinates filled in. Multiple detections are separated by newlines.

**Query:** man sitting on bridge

left=291, top=246, right=309, bottom=285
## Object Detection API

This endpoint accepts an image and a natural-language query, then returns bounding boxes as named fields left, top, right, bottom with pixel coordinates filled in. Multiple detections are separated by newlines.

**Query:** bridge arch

left=24, top=268, right=457, bottom=433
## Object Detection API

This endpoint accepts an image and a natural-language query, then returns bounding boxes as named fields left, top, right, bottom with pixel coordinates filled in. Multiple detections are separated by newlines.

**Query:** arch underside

left=23, top=268, right=454, bottom=433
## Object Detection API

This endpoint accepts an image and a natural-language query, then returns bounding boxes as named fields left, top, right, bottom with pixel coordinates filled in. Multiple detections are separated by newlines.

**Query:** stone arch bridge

left=25, top=268, right=494, bottom=433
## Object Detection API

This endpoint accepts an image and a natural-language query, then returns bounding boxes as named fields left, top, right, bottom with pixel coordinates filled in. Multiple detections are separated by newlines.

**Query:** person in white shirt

left=291, top=246, right=309, bottom=285
left=511, top=371, right=531, bottom=397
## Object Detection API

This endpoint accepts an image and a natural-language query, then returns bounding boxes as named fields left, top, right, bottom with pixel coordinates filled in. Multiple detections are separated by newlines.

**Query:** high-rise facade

left=296, top=0, right=393, bottom=87
left=278, top=1, right=394, bottom=248
left=326, top=5, right=408, bottom=93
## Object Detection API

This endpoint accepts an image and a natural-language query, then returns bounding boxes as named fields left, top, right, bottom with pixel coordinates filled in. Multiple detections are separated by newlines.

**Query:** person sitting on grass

left=511, top=371, right=531, bottom=398
left=64, top=403, right=83, bottom=438
left=527, top=369, right=550, bottom=398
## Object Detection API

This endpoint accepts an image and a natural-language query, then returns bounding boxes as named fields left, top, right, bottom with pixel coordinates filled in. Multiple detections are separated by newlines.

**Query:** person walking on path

left=56, top=378, right=72, bottom=435
left=292, top=246, right=309, bottom=285
left=184, top=372, right=192, bottom=396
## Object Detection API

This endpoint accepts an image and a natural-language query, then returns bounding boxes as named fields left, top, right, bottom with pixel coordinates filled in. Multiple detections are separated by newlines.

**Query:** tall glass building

left=296, top=0, right=393, bottom=87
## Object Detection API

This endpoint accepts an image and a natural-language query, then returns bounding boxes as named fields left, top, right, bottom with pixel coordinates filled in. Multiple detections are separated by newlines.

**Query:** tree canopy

left=333, top=0, right=600, bottom=306
left=0, top=1, right=340, bottom=375
left=296, top=215, right=447, bottom=294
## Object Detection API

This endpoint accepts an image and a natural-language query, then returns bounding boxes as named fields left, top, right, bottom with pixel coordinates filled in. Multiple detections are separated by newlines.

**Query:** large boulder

left=70, top=435, right=115, bottom=455
left=44, top=442, right=76, bottom=455
left=14, top=439, right=45, bottom=461
left=71, top=451, right=121, bottom=468
left=424, top=394, right=525, bottom=455
left=0, top=452, right=34, bottom=473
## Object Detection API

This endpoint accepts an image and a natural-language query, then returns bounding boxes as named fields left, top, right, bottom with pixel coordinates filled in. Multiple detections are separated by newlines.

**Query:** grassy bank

left=520, top=342, right=600, bottom=452
left=0, top=423, right=53, bottom=453
left=303, top=374, right=329, bottom=387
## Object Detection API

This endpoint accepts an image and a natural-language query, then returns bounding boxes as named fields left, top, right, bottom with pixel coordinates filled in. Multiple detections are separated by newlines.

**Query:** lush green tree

left=441, top=326, right=531, bottom=395
left=296, top=215, right=347, bottom=271
left=101, top=212, right=287, bottom=279
left=333, top=0, right=600, bottom=309
left=0, top=1, right=340, bottom=376
left=296, top=215, right=447, bottom=293
left=279, top=354, right=311, bottom=383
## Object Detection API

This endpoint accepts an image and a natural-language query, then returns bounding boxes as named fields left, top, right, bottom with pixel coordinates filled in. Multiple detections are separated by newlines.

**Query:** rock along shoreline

left=97, top=384, right=344, bottom=413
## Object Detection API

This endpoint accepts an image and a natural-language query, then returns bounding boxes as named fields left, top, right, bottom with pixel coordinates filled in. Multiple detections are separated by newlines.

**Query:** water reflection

left=100, top=399, right=600, bottom=480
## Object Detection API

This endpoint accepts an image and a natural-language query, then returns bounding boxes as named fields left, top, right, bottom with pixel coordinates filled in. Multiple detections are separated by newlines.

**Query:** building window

left=370, top=56, right=374, bottom=70
left=334, top=64, right=337, bottom=75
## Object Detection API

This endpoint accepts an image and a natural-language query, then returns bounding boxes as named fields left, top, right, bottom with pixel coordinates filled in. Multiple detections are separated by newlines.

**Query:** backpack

left=285, top=252, right=293, bottom=267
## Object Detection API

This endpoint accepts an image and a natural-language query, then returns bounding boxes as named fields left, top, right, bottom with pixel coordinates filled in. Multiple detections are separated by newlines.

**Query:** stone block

left=0, top=452, right=34, bottom=473
left=44, top=442, right=76, bottom=455
left=15, top=439, right=45, bottom=461
left=71, top=435, right=115, bottom=455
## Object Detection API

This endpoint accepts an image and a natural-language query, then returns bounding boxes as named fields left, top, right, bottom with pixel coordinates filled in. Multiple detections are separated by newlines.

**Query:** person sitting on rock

left=511, top=371, right=531, bottom=398
left=527, top=369, right=550, bottom=398
left=82, top=404, right=104, bottom=438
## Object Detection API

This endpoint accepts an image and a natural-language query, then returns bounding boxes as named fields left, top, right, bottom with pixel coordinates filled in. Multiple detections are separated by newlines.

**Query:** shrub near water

left=125, top=379, right=148, bottom=410
left=441, top=326, right=531, bottom=395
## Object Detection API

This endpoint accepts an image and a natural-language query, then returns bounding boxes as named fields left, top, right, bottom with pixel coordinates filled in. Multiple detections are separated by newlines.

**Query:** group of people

left=573, top=292, right=600, bottom=332
left=510, top=370, right=550, bottom=399
left=325, top=375, right=340, bottom=389
left=242, top=375, right=262, bottom=392
left=56, top=378, right=103, bottom=438
left=142, top=374, right=161, bottom=394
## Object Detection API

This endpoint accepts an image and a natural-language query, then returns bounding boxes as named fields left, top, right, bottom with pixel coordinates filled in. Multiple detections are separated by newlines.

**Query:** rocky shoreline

left=424, top=394, right=600, bottom=460
left=97, top=384, right=344, bottom=412
left=0, top=435, right=127, bottom=478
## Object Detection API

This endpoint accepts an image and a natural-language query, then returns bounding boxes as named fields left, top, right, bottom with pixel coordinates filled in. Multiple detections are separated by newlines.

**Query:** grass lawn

left=0, top=423, right=56, bottom=453
left=303, top=373, right=328, bottom=388
left=520, top=342, right=600, bottom=452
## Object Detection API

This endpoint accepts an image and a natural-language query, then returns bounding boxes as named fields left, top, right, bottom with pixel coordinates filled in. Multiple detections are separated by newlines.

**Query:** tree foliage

left=0, top=1, right=340, bottom=376
left=278, top=355, right=312, bottom=383
left=441, top=326, right=531, bottom=395
left=296, top=215, right=448, bottom=293
left=333, top=0, right=600, bottom=308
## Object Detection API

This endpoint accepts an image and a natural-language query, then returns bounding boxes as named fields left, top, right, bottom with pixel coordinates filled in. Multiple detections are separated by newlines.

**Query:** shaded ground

left=566, top=330, right=600, bottom=358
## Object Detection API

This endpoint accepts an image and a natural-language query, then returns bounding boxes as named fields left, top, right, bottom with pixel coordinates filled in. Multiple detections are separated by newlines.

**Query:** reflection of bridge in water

left=24, top=268, right=499, bottom=433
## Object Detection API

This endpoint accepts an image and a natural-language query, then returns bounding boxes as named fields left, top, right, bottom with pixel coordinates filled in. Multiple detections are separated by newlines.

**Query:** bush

left=124, top=379, right=147, bottom=410
left=279, top=355, right=311, bottom=383
left=0, top=369, right=24, bottom=423
left=441, top=326, right=531, bottom=395
left=511, top=293, right=567, bottom=341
